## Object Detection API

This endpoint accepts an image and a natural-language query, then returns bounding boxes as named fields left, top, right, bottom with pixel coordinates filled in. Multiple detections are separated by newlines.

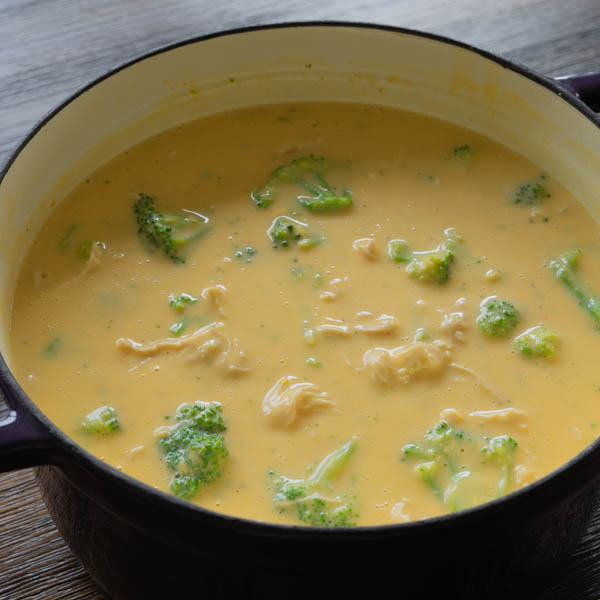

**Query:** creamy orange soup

left=10, top=102, right=600, bottom=526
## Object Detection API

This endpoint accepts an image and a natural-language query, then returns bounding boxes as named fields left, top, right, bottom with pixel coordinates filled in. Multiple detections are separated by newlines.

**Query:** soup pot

left=1, top=23, right=600, bottom=599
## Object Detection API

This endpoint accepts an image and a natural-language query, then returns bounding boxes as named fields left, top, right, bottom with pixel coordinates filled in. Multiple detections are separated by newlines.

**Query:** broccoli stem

left=251, top=154, right=352, bottom=211
left=57, top=223, right=78, bottom=250
left=308, top=437, right=356, bottom=486
left=270, top=438, right=359, bottom=527
left=414, top=461, right=444, bottom=501
left=550, top=249, right=600, bottom=325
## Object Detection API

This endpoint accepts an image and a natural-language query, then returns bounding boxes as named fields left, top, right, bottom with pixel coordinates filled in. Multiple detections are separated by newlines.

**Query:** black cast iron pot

left=1, top=23, right=600, bottom=599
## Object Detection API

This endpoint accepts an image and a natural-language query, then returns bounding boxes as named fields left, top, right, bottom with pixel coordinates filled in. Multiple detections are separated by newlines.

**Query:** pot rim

left=2, top=20, right=600, bottom=540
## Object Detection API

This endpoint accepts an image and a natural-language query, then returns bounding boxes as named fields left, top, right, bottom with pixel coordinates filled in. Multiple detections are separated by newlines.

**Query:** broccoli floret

left=158, top=402, right=228, bottom=499
left=81, top=405, right=120, bottom=434
left=481, top=435, right=518, bottom=494
left=270, top=438, right=358, bottom=527
left=267, top=216, right=323, bottom=249
left=514, top=325, right=559, bottom=357
left=477, top=297, right=519, bottom=337
left=550, top=248, right=600, bottom=325
left=404, top=228, right=461, bottom=284
left=425, top=419, right=466, bottom=444
left=402, top=421, right=519, bottom=510
left=401, top=442, right=428, bottom=458
left=513, top=177, right=550, bottom=205
left=296, top=498, right=358, bottom=527
left=168, top=292, right=198, bottom=311
left=251, top=154, right=352, bottom=211
left=134, top=193, right=209, bottom=263
left=401, top=421, right=469, bottom=508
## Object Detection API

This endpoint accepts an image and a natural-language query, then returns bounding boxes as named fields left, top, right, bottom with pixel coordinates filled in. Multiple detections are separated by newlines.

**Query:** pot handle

left=0, top=376, right=58, bottom=473
left=555, top=72, right=600, bottom=113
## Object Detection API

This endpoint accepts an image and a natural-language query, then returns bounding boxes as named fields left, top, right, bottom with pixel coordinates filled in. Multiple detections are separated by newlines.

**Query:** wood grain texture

left=1, top=1, right=599, bottom=598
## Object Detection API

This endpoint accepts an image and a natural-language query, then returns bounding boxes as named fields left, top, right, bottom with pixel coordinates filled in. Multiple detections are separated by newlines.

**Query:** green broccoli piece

left=514, top=325, right=559, bottom=357
left=404, top=228, right=461, bottom=284
left=513, top=177, right=550, bottom=205
left=77, top=239, right=94, bottom=260
left=402, top=421, right=470, bottom=509
left=158, top=402, right=229, bottom=499
left=270, top=438, right=358, bottom=527
left=406, top=250, right=454, bottom=284
left=414, top=460, right=443, bottom=501
left=560, top=247, right=582, bottom=269
left=57, top=223, right=78, bottom=251
left=168, top=292, right=198, bottom=311
left=413, top=327, right=427, bottom=342
left=57, top=223, right=100, bottom=260
left=169, top=321, right=186, bottom=336
left=388, top=239, right=411, bottom=262
left=267, top=216, right=323, bottom=249
left=296, top=498, right=358, bottom=528
left=303, top=327, right=317, bottom=346
left=234, top=246, right=257, bottom=262
left=477, top=297, right=519, bottom=337
left=42, top=336, right=62, bottom=358
left=81, top=406, right=120, bottom=434
left=425, top=420, right=466, bottom=444
left=451, top=144, right=474, bottom=160
left=550, top=248, right=600, bottom=325
left=168, top=294, right=198, bottom=337
left=251, top=154, right=352, bottom=211
left=401, top=442, right=428, bottom=458
left=481, top=435, right=518, bottom=494
left=134, top=193, right=209, bottom=263
left=402, top=421, right=519, bottom=510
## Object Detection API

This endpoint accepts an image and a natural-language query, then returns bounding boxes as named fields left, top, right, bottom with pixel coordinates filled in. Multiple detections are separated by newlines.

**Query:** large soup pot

left=1, top=23, right=600, bottom=599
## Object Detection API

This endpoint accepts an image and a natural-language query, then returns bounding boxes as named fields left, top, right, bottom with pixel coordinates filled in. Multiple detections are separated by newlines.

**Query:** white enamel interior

left=1, top=25, right=599, bottom=361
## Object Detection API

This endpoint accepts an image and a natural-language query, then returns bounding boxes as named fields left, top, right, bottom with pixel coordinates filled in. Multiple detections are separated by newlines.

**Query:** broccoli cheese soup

left=10, top=102, right=600, bottom=526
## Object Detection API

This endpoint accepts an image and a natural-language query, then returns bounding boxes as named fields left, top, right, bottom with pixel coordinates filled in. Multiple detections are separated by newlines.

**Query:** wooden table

left=1, top=1, right=600, bottom=598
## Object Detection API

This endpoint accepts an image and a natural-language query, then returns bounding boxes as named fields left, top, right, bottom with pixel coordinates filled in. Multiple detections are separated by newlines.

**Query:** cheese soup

left=10, top=102, right=600, bottom=526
